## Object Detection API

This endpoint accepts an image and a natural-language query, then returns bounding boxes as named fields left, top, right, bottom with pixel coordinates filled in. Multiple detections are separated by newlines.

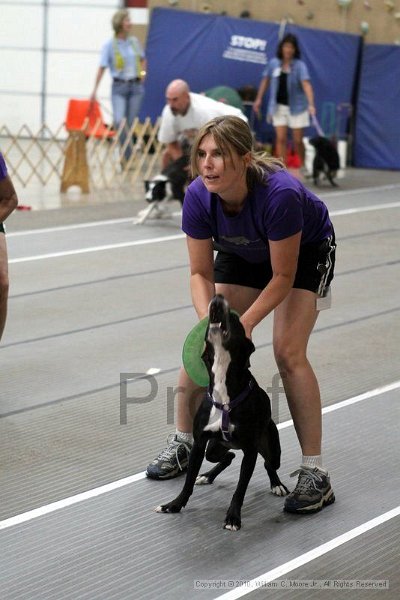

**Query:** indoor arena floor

left=1, top=169, right=400, bottom=599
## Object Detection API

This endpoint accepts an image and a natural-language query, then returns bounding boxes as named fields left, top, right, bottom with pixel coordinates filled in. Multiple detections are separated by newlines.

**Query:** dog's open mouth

left=208, top=295, right=230, bottom=341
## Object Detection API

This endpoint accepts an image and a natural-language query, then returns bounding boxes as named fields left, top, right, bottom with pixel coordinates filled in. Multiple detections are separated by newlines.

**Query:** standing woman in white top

left=91, top=9, right=147, bottom=163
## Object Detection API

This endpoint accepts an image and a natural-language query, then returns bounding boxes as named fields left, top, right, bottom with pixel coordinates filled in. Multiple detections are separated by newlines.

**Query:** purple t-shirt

left=0, top=153, right=7, bottom=181
left=182, top=169, right=333, bottom=264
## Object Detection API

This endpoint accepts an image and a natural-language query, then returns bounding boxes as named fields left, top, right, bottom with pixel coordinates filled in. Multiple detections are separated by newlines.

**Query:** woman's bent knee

left=274, top=343, right=307, bottom=375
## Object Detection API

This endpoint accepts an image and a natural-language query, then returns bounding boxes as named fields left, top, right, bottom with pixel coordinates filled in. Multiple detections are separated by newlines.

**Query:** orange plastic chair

left=65, top=99, right=115, bottom=139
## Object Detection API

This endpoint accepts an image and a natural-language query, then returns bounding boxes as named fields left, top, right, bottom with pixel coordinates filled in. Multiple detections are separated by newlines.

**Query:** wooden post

left=60, top=130, right=90, bottom=193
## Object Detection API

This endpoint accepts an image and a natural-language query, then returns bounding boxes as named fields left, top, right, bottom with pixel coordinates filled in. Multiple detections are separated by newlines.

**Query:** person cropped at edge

left=90, top=8, right=146, bottom=164
left=253, top=33, right=316, bottom=172
left=157, top=79, right=248, bottom=203
left=0, top=152, right=18, bottom=342
left=146, top=115, right=336, bottom=515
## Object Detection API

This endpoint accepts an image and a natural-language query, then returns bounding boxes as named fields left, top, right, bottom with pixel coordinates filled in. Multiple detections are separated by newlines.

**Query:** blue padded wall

left=354, top=44, right=400, bottom=169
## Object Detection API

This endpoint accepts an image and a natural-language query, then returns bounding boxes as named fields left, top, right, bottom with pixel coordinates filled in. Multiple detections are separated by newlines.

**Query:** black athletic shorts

left=0, top=222, right=4, bottom=234
left=214, top=232, right=336, bottom=295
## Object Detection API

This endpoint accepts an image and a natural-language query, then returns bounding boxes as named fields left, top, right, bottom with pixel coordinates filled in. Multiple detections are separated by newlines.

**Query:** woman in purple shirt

left=147, top=116, right=336, bottom=515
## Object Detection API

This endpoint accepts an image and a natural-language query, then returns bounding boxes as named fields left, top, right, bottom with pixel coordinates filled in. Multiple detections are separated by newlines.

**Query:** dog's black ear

left=245, top=337, right=255, bottom=356
left=242, top=337, right=255, bottom=370
left=144, top=181, right=149, bottom=192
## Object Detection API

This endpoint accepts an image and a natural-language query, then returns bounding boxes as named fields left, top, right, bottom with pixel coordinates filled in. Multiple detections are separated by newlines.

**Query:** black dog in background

left=156, top=295, right=288, bottom=531
left=144, top=175, right=173, bottom=203
left=144, top=155, right=188, bottom=206
left=309, top=136, right=340, bottom=187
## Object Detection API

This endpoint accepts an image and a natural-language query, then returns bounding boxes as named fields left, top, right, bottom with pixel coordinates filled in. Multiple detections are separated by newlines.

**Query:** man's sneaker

left=284, top=466, right=335, bottom=514
left=146, top=434, right=192, bottom=480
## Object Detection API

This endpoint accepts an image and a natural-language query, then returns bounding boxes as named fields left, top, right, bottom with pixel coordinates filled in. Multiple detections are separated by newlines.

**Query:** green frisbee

left=182, top=317, right=209, bottom=387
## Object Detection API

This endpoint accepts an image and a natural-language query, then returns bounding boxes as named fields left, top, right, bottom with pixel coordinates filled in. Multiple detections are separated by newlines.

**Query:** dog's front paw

left=223, top=519, right=241, bottom=531
left=195, top=474, right=211, bottom=485
left=271, top=483, right=289, bottom=496
left=155, top=501, right=183, bottom=514
left=223, top=510, right=241, bottom=531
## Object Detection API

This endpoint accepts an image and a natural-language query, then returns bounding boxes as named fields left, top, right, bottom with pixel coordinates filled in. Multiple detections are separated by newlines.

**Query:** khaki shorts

left=272, top=104, right=310, bottom=129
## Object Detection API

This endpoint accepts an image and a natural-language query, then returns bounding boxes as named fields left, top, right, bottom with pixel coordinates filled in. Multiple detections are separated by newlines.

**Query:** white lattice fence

left=0, top=124, right=65, bottom=187
left=0, top=118, right=163, bottom=193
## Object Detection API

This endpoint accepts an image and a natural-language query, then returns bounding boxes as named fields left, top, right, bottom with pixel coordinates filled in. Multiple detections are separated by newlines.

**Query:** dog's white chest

left=203, top=337, right=234, bottom=434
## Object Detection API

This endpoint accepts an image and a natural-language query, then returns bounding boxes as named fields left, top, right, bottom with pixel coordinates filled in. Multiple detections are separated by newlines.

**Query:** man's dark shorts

left=0, top=223, right=5, bottom=234
left=214, top=233, right=336, bottom=295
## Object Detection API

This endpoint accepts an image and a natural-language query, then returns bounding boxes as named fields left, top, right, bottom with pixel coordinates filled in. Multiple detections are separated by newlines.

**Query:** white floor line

left=0, top=473, right=144, bottom=531
left=0, top=379, right=398, bottom=532
left=6, top=186, right=400, bottom=239
left=7, top=217, right=135, bottom=236
left=8, top=233, right=185, bottom=264
left=7, top=211, right=185, bottom=237
left=319, top=183, right=400, bottom=199
left=277, top=379, right=400, bottom=431
left=330, top=201, right=400, bottom=216
left=8, top=199, right=400, bottom=264
left=214, top=506, right=400, bottom=600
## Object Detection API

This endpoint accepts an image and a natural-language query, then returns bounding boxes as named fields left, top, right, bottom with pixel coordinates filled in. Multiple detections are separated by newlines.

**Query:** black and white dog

left=132, top=174, right=175, bottom=225
left=144, top=153, right=189, bottom=206
left=156, top=294, right=288, bottom=531
left=309, top=136, right=340, bottom=187
left=144, top=174, right=174, bottom=203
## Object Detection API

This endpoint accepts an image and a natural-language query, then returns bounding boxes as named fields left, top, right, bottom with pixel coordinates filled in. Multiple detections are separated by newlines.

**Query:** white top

left=158, top=92, right=248, bottom=144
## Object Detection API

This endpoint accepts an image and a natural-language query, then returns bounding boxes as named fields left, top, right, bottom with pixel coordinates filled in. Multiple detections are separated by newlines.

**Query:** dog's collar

left=207, top=377, right=255, bottom=442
